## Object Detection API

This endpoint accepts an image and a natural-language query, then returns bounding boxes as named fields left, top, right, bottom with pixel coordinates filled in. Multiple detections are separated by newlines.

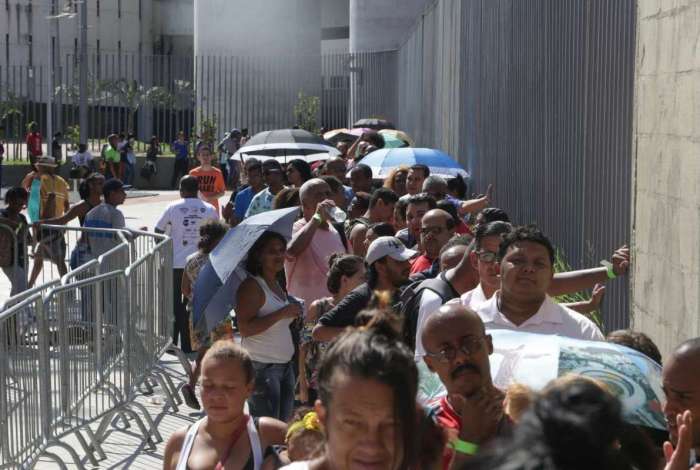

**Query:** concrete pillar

left=631, top=0, right=700, bottom=355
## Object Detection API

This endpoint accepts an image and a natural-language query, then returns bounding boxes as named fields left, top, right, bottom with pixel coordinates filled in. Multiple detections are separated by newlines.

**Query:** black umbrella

left=352, top=118, right=396, bottom=130
left=233, top=129, right=339, bottom=161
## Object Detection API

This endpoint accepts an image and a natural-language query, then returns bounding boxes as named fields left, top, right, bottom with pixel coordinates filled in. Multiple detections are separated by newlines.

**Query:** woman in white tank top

left=236, top=231, right=301, bottom=422
left=162, top=341, right=287, bottom=470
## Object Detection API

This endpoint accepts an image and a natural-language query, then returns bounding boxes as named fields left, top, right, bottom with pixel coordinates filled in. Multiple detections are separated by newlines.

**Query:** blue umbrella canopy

left=418, top=329, right=666, bottom=430
left=192, top=207, right=300, bottom=334
left=355, top=147, right=469, bottom=179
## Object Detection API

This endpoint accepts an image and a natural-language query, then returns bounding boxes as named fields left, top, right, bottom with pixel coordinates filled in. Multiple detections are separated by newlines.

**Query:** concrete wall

left=349, top=0, right=432, bottom=52
left=631, top=0, right=700, bottom=355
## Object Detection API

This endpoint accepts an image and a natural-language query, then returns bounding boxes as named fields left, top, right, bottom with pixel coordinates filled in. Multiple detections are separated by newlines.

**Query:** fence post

left=37, top=295, right=53, bottom=442
left=120, top=273, right=131, bottom=395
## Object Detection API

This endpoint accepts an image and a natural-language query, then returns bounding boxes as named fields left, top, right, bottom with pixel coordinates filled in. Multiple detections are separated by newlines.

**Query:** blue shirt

left=171, top=141, right=189, bottom=161
left=234, top=186, right=256, bottom=220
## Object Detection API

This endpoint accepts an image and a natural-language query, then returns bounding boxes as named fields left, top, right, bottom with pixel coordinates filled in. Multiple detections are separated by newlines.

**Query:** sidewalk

left=35, top=355, right=202, bottom=469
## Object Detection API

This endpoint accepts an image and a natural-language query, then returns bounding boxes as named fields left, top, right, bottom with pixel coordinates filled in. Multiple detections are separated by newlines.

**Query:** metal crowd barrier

left=0, top=226, right=178, bottom=469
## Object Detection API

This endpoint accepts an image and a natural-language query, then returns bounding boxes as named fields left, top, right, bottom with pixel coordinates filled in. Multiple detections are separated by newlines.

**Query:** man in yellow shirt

left=29, top=156, right=70, bottom=287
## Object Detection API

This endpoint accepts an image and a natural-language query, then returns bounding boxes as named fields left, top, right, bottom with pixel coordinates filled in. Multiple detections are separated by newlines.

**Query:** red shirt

left=429, top=396, right=512, bottom=470
left=410, top=253, right=434, bottom=274
left=455, top=221, right=473, bottom=236
left=26, top=132, right=43, bottom=156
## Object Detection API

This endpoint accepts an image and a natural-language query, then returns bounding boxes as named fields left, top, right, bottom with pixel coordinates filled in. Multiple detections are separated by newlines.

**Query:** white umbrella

left=236, top=151, right=333, bottom=164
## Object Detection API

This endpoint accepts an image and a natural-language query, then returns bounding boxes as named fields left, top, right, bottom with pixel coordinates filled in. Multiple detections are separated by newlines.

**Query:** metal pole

left=47, top=3, right=53, bottom=149
left=79, top=0, right=88, bottom=145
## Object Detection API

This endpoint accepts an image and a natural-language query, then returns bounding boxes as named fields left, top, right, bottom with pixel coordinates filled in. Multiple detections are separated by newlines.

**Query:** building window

left=118, top=0, right=121, bottom=18
left=4, top=34, right=9, bottom=67
left=139, top=0, right=142, bottom=19
left=118, top=40, right=121, bottom=57
left=5, top=0, right=9, bottom=11
left=96, top=0, right=99, bottom=17
left=74, top=37, right=78, bottom=65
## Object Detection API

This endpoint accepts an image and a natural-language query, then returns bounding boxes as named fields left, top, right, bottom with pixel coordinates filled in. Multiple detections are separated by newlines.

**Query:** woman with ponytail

left=298, top=254, right=365, bottom=405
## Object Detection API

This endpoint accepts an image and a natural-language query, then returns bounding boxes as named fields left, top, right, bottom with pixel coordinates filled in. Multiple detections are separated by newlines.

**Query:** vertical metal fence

left=0, top=228, right=176, bottom=469
left=395, top=0, right=637, bottom=331
left=0, top=51, right=398, bottom=162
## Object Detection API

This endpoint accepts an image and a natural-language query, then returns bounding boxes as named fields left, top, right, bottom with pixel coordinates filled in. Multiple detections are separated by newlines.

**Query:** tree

left=293, top=91, right=320, bottom=133
left=98, top=79, right=173, bottom=134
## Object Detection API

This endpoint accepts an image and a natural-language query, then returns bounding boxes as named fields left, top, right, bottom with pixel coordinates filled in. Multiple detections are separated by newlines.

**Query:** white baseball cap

left=365, top=236, right=418, bottom=265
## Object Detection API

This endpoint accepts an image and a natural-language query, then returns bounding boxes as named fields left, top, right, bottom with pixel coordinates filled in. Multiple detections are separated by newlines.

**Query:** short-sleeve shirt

left=171, top=141, right=189, bottom=160
left=104, top=146, right=121, bottom=163
left=72, top=151, right=93, bottom=167
left=284, top=218, right=346, bottom=308
left=39, top=174, right=70, bottom=218
left=476, top=293, right=605, bottom=341
left=410, top=253, right=434, bottom=275
left=233, top=186, right=256, bottom=220
left=84, top=203, right=126, bottom=257
left=189, top=166, right=226, bottom=213
left=155, top=197, right=218, bottom=268
left=0, top=209, right=28, bottom=266
left=245, top=187, right=275, bottom=218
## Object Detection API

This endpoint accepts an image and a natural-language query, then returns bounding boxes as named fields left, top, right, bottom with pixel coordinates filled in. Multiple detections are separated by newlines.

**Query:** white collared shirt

left=476, top=292, right=604, bottom=341
left=460, top=283, right=489, bottom=311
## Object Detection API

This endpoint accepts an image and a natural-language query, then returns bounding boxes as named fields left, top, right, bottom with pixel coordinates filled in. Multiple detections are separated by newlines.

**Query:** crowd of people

left=1, top=127, right=698, bottom=470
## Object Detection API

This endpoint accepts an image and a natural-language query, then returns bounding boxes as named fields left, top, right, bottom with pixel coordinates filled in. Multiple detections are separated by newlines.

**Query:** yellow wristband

left=449, top=438, right=479, bottom=455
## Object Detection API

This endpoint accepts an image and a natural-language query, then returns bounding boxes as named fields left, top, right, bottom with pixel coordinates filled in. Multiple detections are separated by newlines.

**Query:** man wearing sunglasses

left=245, top=159, right=286, bottom=218
left=422, top=302, right=509, bottom=469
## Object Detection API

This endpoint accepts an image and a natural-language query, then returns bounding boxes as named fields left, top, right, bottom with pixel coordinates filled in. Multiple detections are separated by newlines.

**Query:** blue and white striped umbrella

left=354, top=147, right=469, bottom=179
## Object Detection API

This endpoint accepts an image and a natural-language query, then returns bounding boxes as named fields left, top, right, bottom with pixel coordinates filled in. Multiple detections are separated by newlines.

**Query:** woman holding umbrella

left=236, top=231, right=301, bottom=422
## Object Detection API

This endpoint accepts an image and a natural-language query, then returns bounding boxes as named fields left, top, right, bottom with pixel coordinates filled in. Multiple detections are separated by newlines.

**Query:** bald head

left=421, top=209, right=456, bottom=259
left=440, top=245, right=469, bottom=272
left=422, top=302, right=485, bottom=345
left=421, top=301, right=493, bottom=397
left=299, top=178, right=332, bottom=219
left=673, top=337, right=700, bottom=361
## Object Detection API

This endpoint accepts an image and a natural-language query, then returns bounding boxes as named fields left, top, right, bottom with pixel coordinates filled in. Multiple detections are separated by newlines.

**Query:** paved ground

left=34, top=354, right=204, bottom=469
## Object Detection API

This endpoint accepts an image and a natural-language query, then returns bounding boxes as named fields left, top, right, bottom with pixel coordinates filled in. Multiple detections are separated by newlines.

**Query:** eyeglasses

left=424, top=336, right=484, bottom=363
left=476, top=250, right=498, bottom=263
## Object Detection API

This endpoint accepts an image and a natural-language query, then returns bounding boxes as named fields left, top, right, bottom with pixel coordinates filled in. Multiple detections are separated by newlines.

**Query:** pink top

left=285, top=218, right=346, bottom=310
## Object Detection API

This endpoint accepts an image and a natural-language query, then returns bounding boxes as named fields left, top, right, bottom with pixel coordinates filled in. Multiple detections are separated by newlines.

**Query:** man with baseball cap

left=84, top=178, right=127, bottom=258
left=313, top=236, right=416, bottom=341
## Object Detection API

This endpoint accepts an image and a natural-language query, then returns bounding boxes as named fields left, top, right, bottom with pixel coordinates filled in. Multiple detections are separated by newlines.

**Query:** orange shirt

left=189, top=166, right=225, bottom=213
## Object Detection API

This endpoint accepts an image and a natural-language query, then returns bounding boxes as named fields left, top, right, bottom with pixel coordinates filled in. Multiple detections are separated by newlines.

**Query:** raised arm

left=548, top=245, right=629, bottom=296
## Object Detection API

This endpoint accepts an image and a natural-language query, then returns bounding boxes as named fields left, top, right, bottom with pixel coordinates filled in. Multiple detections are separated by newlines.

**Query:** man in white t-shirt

left=475, top=225, right=604, bottom=341
left=155, top=175, right=218, bottom=353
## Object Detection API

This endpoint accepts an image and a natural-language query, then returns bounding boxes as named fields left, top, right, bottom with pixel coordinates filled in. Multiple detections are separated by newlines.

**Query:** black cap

left=103, top=178, right=124, bottom=197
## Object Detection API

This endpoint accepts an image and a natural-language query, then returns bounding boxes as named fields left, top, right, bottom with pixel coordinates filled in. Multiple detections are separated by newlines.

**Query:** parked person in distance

left=171, top=131, right=190, bottom=188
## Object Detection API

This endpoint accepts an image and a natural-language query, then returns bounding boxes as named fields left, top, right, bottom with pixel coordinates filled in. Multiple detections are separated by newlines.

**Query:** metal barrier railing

left=0, top=227, right=178, bottom=469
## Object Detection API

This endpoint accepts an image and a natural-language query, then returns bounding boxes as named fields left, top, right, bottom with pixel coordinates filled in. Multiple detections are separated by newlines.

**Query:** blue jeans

left=248, top=360, right=295, bottom=421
